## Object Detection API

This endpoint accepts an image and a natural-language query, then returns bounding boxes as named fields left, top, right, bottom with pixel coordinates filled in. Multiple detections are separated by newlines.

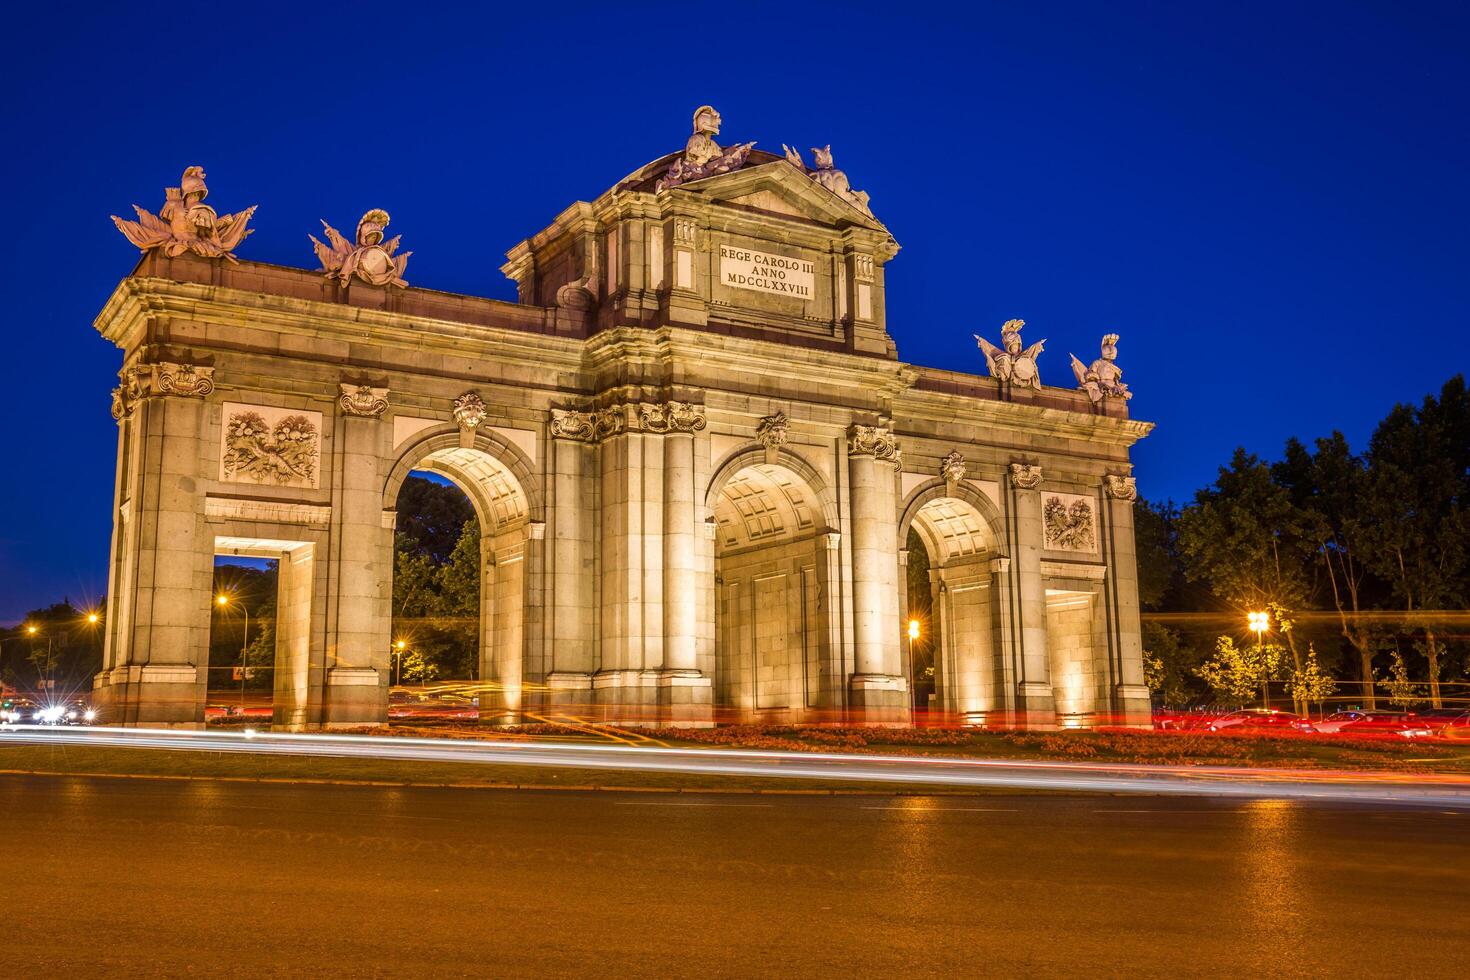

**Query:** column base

left=847, top=674, right=911, bottom=726
left=91, top=665, right=204, bottom=727
left=1016, top=681, right=1058, bottom=730
left=322, top=667, right=386, bottom=727
left=585, top=668, right=714, bottom=727
left=1113, top=683, right=1153, bottom=729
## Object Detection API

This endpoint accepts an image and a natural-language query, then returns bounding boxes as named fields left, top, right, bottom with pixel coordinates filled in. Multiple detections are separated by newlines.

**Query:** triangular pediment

left=674, top=161, right=887, bottom=231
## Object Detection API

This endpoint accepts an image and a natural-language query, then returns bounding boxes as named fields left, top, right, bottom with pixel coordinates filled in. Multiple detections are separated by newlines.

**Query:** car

left=1316, top=710, right=1432, bottom=737
left=1413, top=709, right=1470, bottom=739
left=1205, top=709, right=1315, bottom=734
left=1315, top=710, right=1433, bottom=738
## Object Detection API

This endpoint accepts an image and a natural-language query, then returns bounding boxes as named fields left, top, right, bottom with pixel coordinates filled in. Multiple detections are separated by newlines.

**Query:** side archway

left=897, top=478, right=1008, bottom=724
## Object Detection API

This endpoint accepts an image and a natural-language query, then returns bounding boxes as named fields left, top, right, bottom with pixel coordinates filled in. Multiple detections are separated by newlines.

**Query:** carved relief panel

left=1042, top=491, right=1097, bottom=554
left=219, top=403, right=323, bottom=489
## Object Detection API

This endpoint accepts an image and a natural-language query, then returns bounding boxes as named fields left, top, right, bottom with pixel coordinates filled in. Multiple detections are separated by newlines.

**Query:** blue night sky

left=1, top=2, right=1466, bottom=622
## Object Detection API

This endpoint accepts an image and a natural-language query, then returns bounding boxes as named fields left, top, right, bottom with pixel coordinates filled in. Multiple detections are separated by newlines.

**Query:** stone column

left=656, top=404, right=712, bottom=723
left=93, top=363, right=215, bottom=727
left=846, top=424, right=907, bottom=720
left=1103, top=475, right=1151, bottom=727
left=1007, top=463, right=1056, bottom=727
left=323, top=383, right=390, bottom=727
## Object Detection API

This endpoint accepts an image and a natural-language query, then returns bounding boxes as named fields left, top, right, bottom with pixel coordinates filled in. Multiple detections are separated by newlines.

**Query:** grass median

left=4, top=724, right=1468, bottom=795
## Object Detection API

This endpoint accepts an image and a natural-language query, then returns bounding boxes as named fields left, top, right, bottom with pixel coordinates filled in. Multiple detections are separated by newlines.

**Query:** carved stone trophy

left=311, top=209, right=412, bottom=288
left=112, top=166, right=257, bottom=262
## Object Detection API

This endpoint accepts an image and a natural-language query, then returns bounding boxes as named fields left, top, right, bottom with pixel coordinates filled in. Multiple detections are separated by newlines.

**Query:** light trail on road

left=4, top=724, right=1470, bottom=808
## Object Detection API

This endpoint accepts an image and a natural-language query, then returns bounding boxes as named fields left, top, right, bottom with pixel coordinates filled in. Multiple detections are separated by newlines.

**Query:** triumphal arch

left=95, top=107, right=1153, bottom=729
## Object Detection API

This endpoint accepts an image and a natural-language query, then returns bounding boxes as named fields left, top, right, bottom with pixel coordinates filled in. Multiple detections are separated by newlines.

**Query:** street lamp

left=216, top=594, right=250, bottom=712
left=1248, top=611, right=1270, bottom=708
left=393, top=639, right=407, bottom=687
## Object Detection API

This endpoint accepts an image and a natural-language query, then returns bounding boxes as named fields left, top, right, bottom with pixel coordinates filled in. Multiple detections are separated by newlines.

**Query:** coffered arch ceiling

left=911, top=497, right=996, bottom=565
left=415, top=446, right=528, bottom=533
left=713, top=463, right=821, bottom=553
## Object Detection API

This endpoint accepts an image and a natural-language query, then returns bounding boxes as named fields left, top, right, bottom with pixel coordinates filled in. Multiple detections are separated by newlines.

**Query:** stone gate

left=96, top=107, right=1153, bottom=729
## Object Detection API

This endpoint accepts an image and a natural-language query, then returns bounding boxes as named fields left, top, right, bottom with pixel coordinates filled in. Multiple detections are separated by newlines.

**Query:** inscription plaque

left=719, top=244, right=814, bottom=300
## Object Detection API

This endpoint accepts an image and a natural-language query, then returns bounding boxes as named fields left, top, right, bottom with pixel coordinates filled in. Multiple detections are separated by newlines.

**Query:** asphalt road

left=3, top=776, right=1466, bottom=977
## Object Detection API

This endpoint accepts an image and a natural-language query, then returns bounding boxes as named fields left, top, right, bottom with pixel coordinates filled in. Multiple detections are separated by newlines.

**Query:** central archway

left=384, top=430, right=541, bottom=725
left=706, top=451, right=837, bottom=723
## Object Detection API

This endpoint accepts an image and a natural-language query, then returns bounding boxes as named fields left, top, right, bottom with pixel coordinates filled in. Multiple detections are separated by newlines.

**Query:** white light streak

left=2, top=725, right=1468, bottom=809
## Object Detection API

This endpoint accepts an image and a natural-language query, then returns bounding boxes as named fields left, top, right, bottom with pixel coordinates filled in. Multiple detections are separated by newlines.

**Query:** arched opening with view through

left=709, top=455, right=837, bottom=723
left=901, top=488, right=1007, bottom=725
left=386, top=435, right=536, bottom=725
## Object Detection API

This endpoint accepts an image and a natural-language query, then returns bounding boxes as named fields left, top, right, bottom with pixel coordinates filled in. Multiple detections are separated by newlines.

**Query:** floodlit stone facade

left=94, top=114, right=1152, bottom=729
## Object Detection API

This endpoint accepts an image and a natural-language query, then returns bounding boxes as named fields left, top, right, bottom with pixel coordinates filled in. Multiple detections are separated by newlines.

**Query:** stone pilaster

left=846, top=424, right=907, bottom=719
left=1102, top=475, right=1151, bottom=727
left=323, top=383, right=390, bottom=727
left=1007, top=462, right=1056, bottom=727
left=93, top=364, right=215, bottom=727
left=545, top=419, right=596, bottom=703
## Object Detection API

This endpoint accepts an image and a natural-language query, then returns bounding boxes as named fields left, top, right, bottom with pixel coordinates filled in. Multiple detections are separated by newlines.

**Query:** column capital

left=1008, top=462, right=1042, bottom=490
left=637, top=400, right=706, bottom=434
left=848, top=424, right=901, bottom=466
left=338, top=382, right=389, bottom=418
left=1104, top=474, right=1138, bottom=501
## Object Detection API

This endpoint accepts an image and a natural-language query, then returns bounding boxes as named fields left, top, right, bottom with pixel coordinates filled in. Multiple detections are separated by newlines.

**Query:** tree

left=1196, top=635, right=1285, bottom=708
left=1286, top=643, right=1337, bottom=720
left=1379, top=649, right=1426, bottom=711
left=1141, top=621, right=1203, bottom=705
left=1359, top=377, right=1470, bottom=707
left=1, top=602, right=105, bottom=693
left=396, top=475, right=477, bottom=563
left=1178, top=449, right=1318, bottom=695
left=1273, top=433, right=1380, bottom=707
left=1134, top=499, right=1184, bottom=612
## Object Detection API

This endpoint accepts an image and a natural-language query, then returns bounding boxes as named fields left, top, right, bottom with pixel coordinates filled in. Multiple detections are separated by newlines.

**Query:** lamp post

left=394, top=640, right=407, bottom=687
left=1248, top=610, right=1270, bottom=709
left=217, top=594, right=250, bottom=713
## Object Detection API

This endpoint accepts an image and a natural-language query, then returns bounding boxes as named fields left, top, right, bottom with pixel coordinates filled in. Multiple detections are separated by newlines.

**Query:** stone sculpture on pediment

left=782, top=144, right=873, bottom=216
left=112, top=166, right=257, bottom=263
left=656, top=105, right=756, bottom=192
left=312, top=210, right=411, bottom=288
left=975, top=319, right=1044, bottom=391
left=1070, top=333, right=1131, bottom=406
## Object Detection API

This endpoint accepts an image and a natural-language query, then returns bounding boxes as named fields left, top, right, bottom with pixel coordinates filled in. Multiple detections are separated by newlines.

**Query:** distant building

left=95, top=108, right=1151, bottom=730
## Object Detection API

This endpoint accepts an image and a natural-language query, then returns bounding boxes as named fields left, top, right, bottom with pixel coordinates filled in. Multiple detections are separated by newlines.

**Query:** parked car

left=1205, top=709, right=1315, bottom=734
left=1314, top=710, right=1433, bottom=738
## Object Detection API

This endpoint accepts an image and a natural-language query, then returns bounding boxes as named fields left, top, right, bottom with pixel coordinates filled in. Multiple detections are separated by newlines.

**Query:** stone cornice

left=94, top=274, right=1152, bottom=446
left=94, top=275, right=585, bottom=374
left=900, top=386, right=1154, bottom=448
